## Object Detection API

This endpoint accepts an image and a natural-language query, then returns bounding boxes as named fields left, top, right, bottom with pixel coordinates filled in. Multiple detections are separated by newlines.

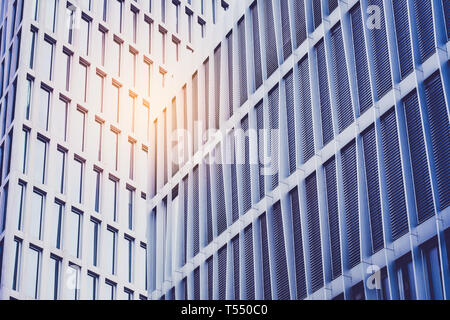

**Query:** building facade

left=0, top=0, right=449, bottom=301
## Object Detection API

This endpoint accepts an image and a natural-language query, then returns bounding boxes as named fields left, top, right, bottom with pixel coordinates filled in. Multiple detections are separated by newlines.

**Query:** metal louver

left=392, top=0, right=413, bottom=79
left=298, top=55, right=314, bottom=163
left=280, top=0, right=292, bottom=60
left=251, top=2, right=263, bottom=90
left=238, top=17, right=248, bottom=107
left=241, top=116, right=252, bottom=214
left=192, top=166, right=200, bottom=257
left=268, top=85, right=279, bottom=190
left=414, top=0, right=436, bottom=64
left=272, top=201, right=290, bottom=299
left=232, top=235, right=240, bottom=299
left=284, top=71, right=296, bottom=174
left=260, top=212, right=272, bottom=299
left=244, top=224, right=255, bottom=300
left=264, top=0, right=278, bottom=78
left=293, top=0, right=306, bottom=48
left=218, top=245, right=227, bottom=299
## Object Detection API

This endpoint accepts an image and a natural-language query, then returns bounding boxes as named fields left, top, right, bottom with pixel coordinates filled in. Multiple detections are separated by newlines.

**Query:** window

left=37, top=87, right=50, bottom=131
left=72, top=158, right=84, bottom=204
left=44, top=0, right=57, bottom=32
left=186, top=10, right=192, bottom=43
left=79, top=62, right=88, bottom=102
left=29, top=28, right=37, bottom=69
left=422, top=239, right=444, bottom=299
left=67, top=5, right=75, bottom=44
left=25, top=77, right=33, bottom=120
left=112, top=40, right=121, bottom=77
left=93, top=72, right=105, bottom=113
left=125, top=236, right=134, bottom=283
left=173, top=1, right=179, bottom=32
left=53, top=97, right=68, bottom=141
left=99, top=28, right=107, bottom=66
left=130, top=50, right=137, bottom=87
left=34, top=137, right=47, bottom=184
left=41, top=38, right=54, bottom=81
left=112, top=84, right=120, bottom=123
left=68, top=264, right=80, bottom=299
left=21, top=127, right=29, bottom=173
left=105, top=227, right=117, bottom=275
left=87, top=219, right=100, bottom=267
left=12, top=239, right=21, bottom=291
left=111, top=130, right=119, bottom=170
left=161, top=0, right=166, bottom=22
left=396, top=253, right=416, bottom=300
left=128, top=95, right=136, bottom=133
left=160, top=30, right=166, bottom=64
left=105, top=177, right=118, bottom=221
left=131, top=7, right=138, bottom=43
left=80, top=17, right=90, bottom=56
left=72, top=108, right=86, bottom=152
left=127, top=188, right=134, bottom=229
left=16, top=182, right=26, bottom=230
left=66, top=209, right=82, bottom=258
left=105, top=280, right=116, bottom=300
left=128, top=140, right=135, bottom=179
left=54, top=148, right=65, bottom=194
left=145, top=17, right=153, bottom=54
left=32, top=0, right=39, bottom=21
left=94, top=169, right=101, bottom=213
left=124, top=288, right=134, bottom=300
left=51, top=201, right=64, bottom=249
left=24, top=246, right=41, bottom=299
left=94, top=120, right=102, bottom=161
left=87, top=272, right=98, bottom=300
left=144, top=59, right=152, bottom=97
left=47, top=256, right=61, bottom=300
left=138, top=243, right=147, bottom=291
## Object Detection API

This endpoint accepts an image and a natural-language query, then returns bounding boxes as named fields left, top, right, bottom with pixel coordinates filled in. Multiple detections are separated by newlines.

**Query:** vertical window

left=87, top=272, right=98, bottom=300
left=112, top=84, right=120, bottom=123
left=127, top=188, right=134, bottom=230
left=37, top=87, right=50, bottom=131
left=124, top=288, right=134, bottom=300
left=187, top=11, right=192, bottom=43
left=105, top=280, right=116, bottom=299
left=160, top=30, right=166, bottom=64
left=67, top=5, right=74, bottom=44
left=34, top=137, right=47, bottom=184
left=144, top=60, right=152, bottom=97
left=72, top=158, right=84, bottom=204
left=51, top=201, right=64, bottom=249
left=68, top=264, right=80, bottom=299
left=87, top=219, right=100, bottom=267
left=54, top=148, right=66, bottom=194
left=131, top=8, right=138, bottom=43
left=32, top=0, right=39, bottom=21
left=44, top=0, right=57, bottom=32
left=112, top=40, right=121, bottom=77
left=128, top=140, right=135, bottom=180
left=161, top=0, right=166, bottom=22
left=99, top=28, right=106, bottom=66
left=25, top=77, right=33, bottom=120
left=24, top=246, right=41, bottom=299
left=79, top=62, right=88, bottom=102
left=111, top=0, right=124, bottom=33
left=53, top=97, right=68, bottom=142
left=93, top=72, right=105, bottom=113
left=16, top=182, right=26, bottom=230
left=125, top=236, right=134, bottom=283
left=41, top=39, right=54, bottom=81
left=145, top=18, right=153, bottom=54
left=396, top=253, right=417, bottom=300
left=112, top=130, right=119, bottom=171
left=73, top=108, right=86, bottom=152
left=128, top=95, right=136, bottom=133
left=316, top=39, right=333, bottom=146
left=422, top=240, right=444, bottom=300
left=174, top=2, right=179, bottom=32
left=130, top=51, right=137, bottom=87
left=106, top=177, right=118, bottom=221
left=67, top=209, right=82, bottom=258
left=94, top=120, right=102, bottom=161
left=30, top=190, right=45, bottom=240
left=47, top=256, right=61, bottom=300
left=80, top=17, right=90, bottom=56
left=29, top=28, right=37, bottom=69
left=138, top=243, right=147, bottom=291
left=105, top=227, right=117, bottom=275
left=94, top=169, right=101, bottom=213
left=12, top=239, right=21, bottom=291
left=21, top=127, right=29, bottom=174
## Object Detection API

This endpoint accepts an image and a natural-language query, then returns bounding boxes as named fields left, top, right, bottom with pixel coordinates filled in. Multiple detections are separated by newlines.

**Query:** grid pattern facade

left=150, top=0, right=450, bottom=300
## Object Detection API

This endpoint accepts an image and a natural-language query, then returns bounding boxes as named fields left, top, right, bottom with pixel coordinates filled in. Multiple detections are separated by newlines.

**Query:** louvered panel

left=260, top=212, right=272, bottom=299
left=238, top=18, right=248, bottom=107
left=443, top=0, right=450, bottom=40
left=298, top=56, right=315, bottom=163
left=183, top=176, right=189, bottom=265
left=313, top=0, right=322, bottom=30
left=268, top=86, right=279, bottom=190
left=316, top=40, right=334, bottom=145
left=241, top=116, right=252, bottom=214
left=324, top=157, right=342, bottom=279
left=362, top=125, right=384, bottom=253
left=392, top=0, right=413, bottom=79
left=230, top=133, right=239, bottom=222
left=280, top=0, right=292, bottom=60
left=403, top=91, right=435, bottom=223
left=256, top=101, right=265, bottom=199
left=290, top=187, right=307, bottom=299
left=414, top=0, right=436, bottom=63
left=306, top=173, right=324, bottom=292
left=232, top=235, right=240, bottom=299
left=192, top=166, right=200, bottom=257
left=215, top=145, right=227, bottom=236
left=284, top=71, right=296, bottom=174
left=264, top=0, right=278, bottom=77
left=214, top=45, right=221, bottom=129
left=207, top=256, right=213, bottom=300
left=331, top=23, right=354, bottom=133
left=293, top=0, right=307, bottom=48
left=272, top=201, right=290, bottom=299
left=329, top=0, right=338, bottom=14
left=350, top=4, right=372, bottom=114
left=206, top=164, right=213, bottom=245
left=251, top=3, right=263, bottom=90
left=192, top=73, right=199, bottom=154
left=341, top=141, right=361, bottom=269
left=244, top=224, right=255, bottom=300
left=368, top=0, right=392, bottom=99
left=380, top=108, right=409, bottom=240
left=227, top=32, right=234, bottom=118
left=218, top=245, right=227, bottom=300
left=193, top=267, right=200, bottom=300
left=424, top=72, right=450, bottom=211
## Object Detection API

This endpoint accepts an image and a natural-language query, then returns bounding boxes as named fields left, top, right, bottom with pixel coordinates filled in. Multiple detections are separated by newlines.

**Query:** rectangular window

left=160, top=30, right=166, bottom=64
left=41, top=39, right=53, bottom=81
left=131, top=8, right=138, bottom=43
left=422, top=240, right=444, bottom=300
left=111, top=130, right=119, bottom=170
left=94, top=120, right=102, bottom=161
left=37, top=87, right=50, bottom=131
left=87, top=219, right=100, bottom=267
left=72, top=109, right=86, bottom=151
left=145, top=60, right=152, bottom=97
left=112, top=40, right=121, bottom=77
left=16, top=182, right=26, bottom=230
left=112, top=84, right=120, bottom=123
left=32, top=0, right=39, bottom=21
left=94, top=169, right=101, bottom=213
left=21, top=127, right=29, bottom=174
left=396, top=254, right=417, bottom=300
left=128, top=95, right=136, bottom=133
left=67, top=6, right=74, bottom=44
left=29, top=28, right=37, bottom=69
left=105, top=228, right=117, bottom=275
left=67, top=209, right=82, bottom=258
left=124, top=288, right=134, bottom=300
left=130, top=51, right=137, bottom=87
left=87, top=272, right=98, bottom=300
left=161, top=0, right=166, bottom=22
left=128, top=140, right=135, bottom=180
left=80, top=17, right=90, bottom=56
left=24, top=246, right=41, bottom=299
left=105, top=280, right=116, bottom=300
left=125, top=236, right=134, bottom=283
left=44, top=0, right=57, bottom=32
left=93, top=72, right=105, bottom=113
left=53, top=97, right=68, bottom=142
left=34, top=137, right=47, bottom=184
left=105, top=177, right=118, bottom=221
left=72, top=158, right=84, bottom=204
left=80, top=62, right=88, bottom=102
left=25, top=77, right=33, bottom=120
left=145, top=18, right=153, bottom=54
left=68, top=263, right=80, bottom=299
left=99, top=28, right=106, bottom=66
left=12, top=239, right=21, bottom=291
left=47, top=256, right=61, bottom=300
left=54, top=148, right=65, bottom=194
left=127, top=188, right=134, bottom=230
left=51, top=201, right=64, bottom=249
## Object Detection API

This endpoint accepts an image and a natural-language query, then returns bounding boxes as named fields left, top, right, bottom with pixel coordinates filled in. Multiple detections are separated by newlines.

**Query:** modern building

left=0, top=0, right=449, bottom=301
